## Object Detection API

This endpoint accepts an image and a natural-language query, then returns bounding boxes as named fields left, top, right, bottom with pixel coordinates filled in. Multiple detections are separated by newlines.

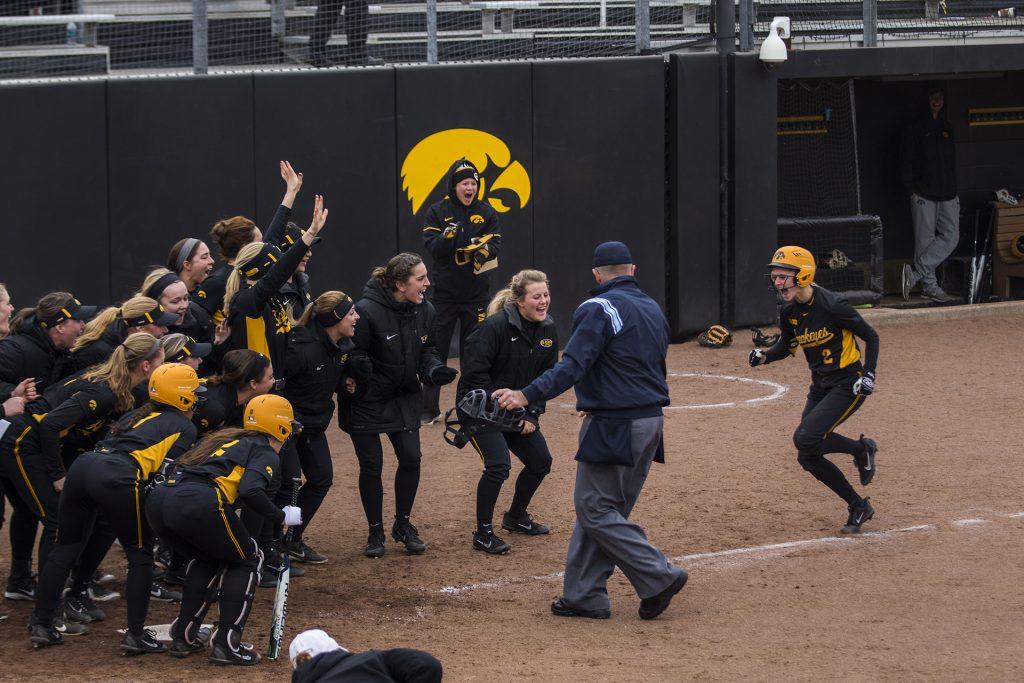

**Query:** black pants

left=33, top=452, right=154, bottom=633
left=468, top=426, right=552, bottom=529
left=310, top=0, right=369, bottom=58
left=349, top=430, right=421, bottom=527
left=241, top=436, right=300, bottom=556
left=793, top=377, right=867, bottom=507
left=147, top=481, right=262, bottom=649
left=0, top=478, right=38, bottom=583
left=293, top=430, right=333, bottom=542
left=0, top=437, right=61, bottom=580
left=422, top=300, right=486, bottom=417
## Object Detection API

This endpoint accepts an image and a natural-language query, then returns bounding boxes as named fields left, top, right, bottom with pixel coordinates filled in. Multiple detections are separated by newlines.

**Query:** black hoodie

left=339, top=278, right=444, bottom=434
left=900, top=109, right=957, bottom=202
left=292, top=648, right=442, bottom=683
left=69, top=318, right=127, bottom=373
left=0, top=316, right=72, bottom=401
left=421, top=160, right=501, bottom=304
left=283, top=321, right=353, bottom=433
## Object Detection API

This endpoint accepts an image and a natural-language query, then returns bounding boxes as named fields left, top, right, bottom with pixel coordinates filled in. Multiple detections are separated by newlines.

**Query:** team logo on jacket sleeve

left=540, top=338, right=553, bottom=348
left=266, top=466, right=274, bottom=477
left=88, top=399, right=97, bottom=411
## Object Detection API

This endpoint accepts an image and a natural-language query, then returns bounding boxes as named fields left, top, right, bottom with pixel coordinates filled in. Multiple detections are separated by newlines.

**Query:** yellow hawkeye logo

left=794, top=327, right=834, bottom=348
left=401, top=128, right=531, bottom=215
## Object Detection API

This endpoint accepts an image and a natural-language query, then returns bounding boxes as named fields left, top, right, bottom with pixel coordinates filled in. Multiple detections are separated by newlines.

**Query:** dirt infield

left=2, top=311, right=1022, bottom=681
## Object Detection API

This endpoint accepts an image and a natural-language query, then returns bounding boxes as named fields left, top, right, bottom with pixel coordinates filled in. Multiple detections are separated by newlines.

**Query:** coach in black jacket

left=419, top=158, right=501, bottom=424
left=341, top=254, right=454, bottom=558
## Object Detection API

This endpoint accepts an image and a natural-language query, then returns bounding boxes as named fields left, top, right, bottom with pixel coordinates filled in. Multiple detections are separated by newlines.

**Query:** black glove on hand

left=748, top=349, right=766, bottom=367
left=852, top=371, right=875, bottom=396
left=430, top=366, right=458, bottom=386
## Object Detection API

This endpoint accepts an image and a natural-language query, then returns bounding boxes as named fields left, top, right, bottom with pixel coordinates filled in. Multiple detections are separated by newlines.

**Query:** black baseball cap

left=278, top=221, right=322, bottom=251
left=125, top=302, right=178, bottom=328
left=164, top=336, right=213, bottom=364
left=593, top=241, right=633, bottom=267
left=38, top=297, right=98, bottom=329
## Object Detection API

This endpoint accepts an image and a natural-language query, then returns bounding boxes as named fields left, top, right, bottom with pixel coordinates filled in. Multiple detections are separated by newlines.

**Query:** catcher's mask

left=443, top=388, right=526, bottom=448
left=697, top=324, right=733, bottom=349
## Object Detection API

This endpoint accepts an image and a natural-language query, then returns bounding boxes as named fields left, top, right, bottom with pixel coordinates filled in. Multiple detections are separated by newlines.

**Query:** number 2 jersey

left=765, top=285, right=879, bottom=385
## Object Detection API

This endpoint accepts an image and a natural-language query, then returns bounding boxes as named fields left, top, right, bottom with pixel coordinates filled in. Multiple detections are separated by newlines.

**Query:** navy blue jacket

left=522, top=276, right=669, bottom=418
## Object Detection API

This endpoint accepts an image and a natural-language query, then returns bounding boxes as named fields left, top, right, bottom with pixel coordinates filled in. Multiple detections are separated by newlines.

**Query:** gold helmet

left=244, top=394, right=302, bottom=442
left=148, top=363, right=205, bottom=411
left=768, top=245, right=816, bottom=287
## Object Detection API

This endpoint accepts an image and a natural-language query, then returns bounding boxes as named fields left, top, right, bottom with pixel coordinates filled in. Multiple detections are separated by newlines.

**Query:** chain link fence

left=0, top=0, right=1020, bottom=80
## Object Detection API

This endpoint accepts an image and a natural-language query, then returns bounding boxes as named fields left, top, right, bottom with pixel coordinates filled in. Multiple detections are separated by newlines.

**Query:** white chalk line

left=558, top=372, right=789, bottom=412
left=438, top=512, right=1024, bottom=596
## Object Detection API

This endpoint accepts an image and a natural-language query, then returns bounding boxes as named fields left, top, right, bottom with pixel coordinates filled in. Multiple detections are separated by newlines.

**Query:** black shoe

left=638, top=570, right=688, bottom=620
left=287, top=539, right=328, bottom=564
left=149, top=583, right=182, bottom=602
left=154, top=546, right=173, bottom=569
left=473, top=530, right=511, bottom=555
left=502, top=511, right=550, bottom=536
left=5, top=576, right=36, bottom=601
left=92, top=568, right=116, bottom=586
left=550, top=597, right=610, bottom=620
left=88, top=582, right=120, bottom=602
left=55, top=615, right=89, bottom=636
left=363, top=525, right=386, bottom=558
left=856, top=435, right=877, bottom=486
left=392, top=518, right=427, bottom=554
left=65, top=592, right=106, bottom=623
left=29, top=622, right=64, bottom=648
left=169, top=626, right=212, bottom=658
left=841, top=497, right=875, bottom=534
left=420, top=413, right=441, bottom=426
left=121, top=628, right=167, bottom=656
left=209, top=640, right=261, bottom=666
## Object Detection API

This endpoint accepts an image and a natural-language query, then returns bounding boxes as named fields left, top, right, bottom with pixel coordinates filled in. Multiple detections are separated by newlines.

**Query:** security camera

left=759, top=16, right=790, bottom=66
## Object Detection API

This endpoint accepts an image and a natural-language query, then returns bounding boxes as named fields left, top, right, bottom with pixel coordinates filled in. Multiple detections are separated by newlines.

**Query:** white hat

left=289, top=629, right=346, bottom=669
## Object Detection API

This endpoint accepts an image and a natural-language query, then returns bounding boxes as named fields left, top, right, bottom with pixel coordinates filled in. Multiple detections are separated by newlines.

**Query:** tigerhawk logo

left=401, top=129, right=531, bottom=215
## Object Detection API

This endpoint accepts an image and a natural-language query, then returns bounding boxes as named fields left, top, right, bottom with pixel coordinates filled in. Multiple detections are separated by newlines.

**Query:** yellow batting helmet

left=244, top=394, right=302, bottom=442
left=148, top=363, right=205, bottom=411
left=768, top=245, right=816, bottom=287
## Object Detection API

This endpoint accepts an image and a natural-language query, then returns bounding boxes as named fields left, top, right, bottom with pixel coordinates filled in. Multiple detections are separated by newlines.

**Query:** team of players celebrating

left=0, top=160, right=880, bottom=668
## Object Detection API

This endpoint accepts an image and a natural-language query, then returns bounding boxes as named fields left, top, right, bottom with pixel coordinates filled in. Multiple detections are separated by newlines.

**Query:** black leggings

left=293, top=430, right=333, bottom=542
left=793, top=378, right=867, bottom=507
left=0, top=435, right=61, bottom=580
left=147, top=481, right=262, bottom=650
left=1, top=480, right=38, bottom=583
left=469, top=427, right=552, bottom=529
left=241, top=436, right=301, bottom=553
left=32, top=452, right=154, bottom=633
left=421, top=300, right=485, bottom=416
left=349, top=430, right=422, bottom=527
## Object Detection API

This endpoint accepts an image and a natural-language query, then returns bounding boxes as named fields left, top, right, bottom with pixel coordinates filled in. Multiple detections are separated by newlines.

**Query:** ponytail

left=71, top=306, right=120, bottom=352
left=486, top=269, right=548, bottom=317
left=371, top=252, right=423, bottom=292
left=297, top=290, right=350, bottom=328
left=12, top=291, right=76, bottom=331
left=81, top=332, right=163, bottom=412
left=223, top=241, right=265, bottom=318
left=175, top=427, right=263, bottom=467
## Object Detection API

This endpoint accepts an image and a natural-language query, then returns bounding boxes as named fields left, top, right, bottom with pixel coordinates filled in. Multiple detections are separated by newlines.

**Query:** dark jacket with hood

left=421, top=160, right=501, bottom=304
left=900, top=110, right=957, bottom=202
left=69, top=318, right=126, bottom=373
left=339, top=278, right=445, bottom=434
left=281, top=272, right=314, bottom=322
left=456, top=303, right=557, bottom=424
left=292, top=647, right=443, bottom=683
left=284, top=322, right=353, bottom=433
left=0, top=317, right=73, bottom=401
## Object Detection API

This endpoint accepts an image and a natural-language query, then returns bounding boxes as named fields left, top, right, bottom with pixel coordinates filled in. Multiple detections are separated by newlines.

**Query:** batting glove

left=748, top=349, right=766, bottom=367
left=852, top=371, right=875, bottom=396
left=282, top=505, right=303, bottom=527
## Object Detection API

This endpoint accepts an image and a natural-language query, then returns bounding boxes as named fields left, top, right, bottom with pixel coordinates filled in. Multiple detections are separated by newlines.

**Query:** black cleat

left=502, top=511, right=550, bottom=536
left=550, top=597, right=610, bottom=620
left=55, top=615, right=89, bottom=636
left=65, top=592, right=106, bottom=623
left=92, top=568, right=116, bottom=586
left=121, top=629, right=167, bottom=656
left=149, top=583, right=182, bottom=602
left=87, top=582, right=120, bottom=602
left=287, top=539, right=328, bottom=564
left=856, top=435, right=877, bottom=486
left=5, top=576, right=37, bottom=601
left=638, top=570, right=688, bottom=620
left=168, top=626, right=212, bottom=658
left=841, top=497, right=875, bottom=534
left=391, top=518, right=426, bottom=555
left=209, top=640, right=261, bottom=666
left=473, top=530, right=511, bottom=555
left=363, top=525, right=386, bottom=558
left=29, top=622, right=64, bottom=648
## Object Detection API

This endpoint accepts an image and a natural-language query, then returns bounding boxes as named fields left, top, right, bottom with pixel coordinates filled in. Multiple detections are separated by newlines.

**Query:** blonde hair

left=223, top=241, right=266, bottom=318
left=72, top=296, right=161, bottom=353
left=297, top=290, right=350, bottom=327
left=486, top=269, right=549, bottom=317
left=160, top=332, right=190, bottom=360
left=81, top=332, right=163, bottom=412
left=136, top=268, right=179, bottom=299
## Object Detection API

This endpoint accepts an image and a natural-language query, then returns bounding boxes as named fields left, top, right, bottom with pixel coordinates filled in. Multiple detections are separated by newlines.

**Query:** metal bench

left=0, top=13, right=115, bottom=46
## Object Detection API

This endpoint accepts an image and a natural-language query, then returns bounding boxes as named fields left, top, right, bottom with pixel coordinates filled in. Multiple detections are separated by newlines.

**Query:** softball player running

left=749, top=246, right=880, bottom=533
left=455, top=270, right=557, bottom=555
left=28, top=363, right=201, bottom=654
left=147, top=394, right=303, bottom=666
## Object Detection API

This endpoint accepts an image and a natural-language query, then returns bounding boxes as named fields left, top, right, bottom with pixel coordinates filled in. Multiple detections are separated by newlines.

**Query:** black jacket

left=421, top=161, right=501, bottom=304
left=900, top=114, right=957, bottom=201
left=340, top=278, right=445, bottom=434
left=0, top=317, right=73, bottom=401
left=292, top=648, right=442, bottom=683
left=174, top=301, right=215, bottom=344
left=456, top=303, right=557, bottom=423
left=70, top=319, right=126, bottom=373
left=192, top=380, right=242, bottom=435
left=283, top=322, right=353, bottom=433
left=96, top=406, right=197, bottom=480
left=281, top=273, right=313, bottom=322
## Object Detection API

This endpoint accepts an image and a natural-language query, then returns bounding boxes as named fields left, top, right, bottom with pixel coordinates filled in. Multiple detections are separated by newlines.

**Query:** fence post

left=427, top=0, right=438, bottom=64
left=635, top=0, right=650, bottom=53
left=271, top=0, right=286, bottom=44
left=739, top=0, right=753, bottom=50
left=863, top=0, right=878, bottom=47
left=192, top=0, right=208, bottom=74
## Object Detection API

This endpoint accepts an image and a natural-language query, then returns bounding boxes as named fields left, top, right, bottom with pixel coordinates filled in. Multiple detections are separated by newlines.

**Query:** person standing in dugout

left=455, top=270, right=557, bottom=555
left=420, top=159, right=501, bottom=426
left=749, top=245, right=880, bottom=534
left=147, top=394, right=304, bottom=666
left=28, top=363, right=202, bottom=655
left=341, top=253, right=454, bottom=558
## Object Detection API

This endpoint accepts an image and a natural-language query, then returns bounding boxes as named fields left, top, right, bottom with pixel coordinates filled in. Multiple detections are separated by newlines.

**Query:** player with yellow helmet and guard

left=749, top=246, right=882, bottom=534
left=146, top=393, right=303, bottom=666
left=28, top=362, right=203, bottom=655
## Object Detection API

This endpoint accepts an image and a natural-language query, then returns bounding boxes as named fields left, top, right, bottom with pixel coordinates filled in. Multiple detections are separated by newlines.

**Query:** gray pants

left=563, top=415, right=682, bottom=611
left=910, top=195, right=959, bottom=289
